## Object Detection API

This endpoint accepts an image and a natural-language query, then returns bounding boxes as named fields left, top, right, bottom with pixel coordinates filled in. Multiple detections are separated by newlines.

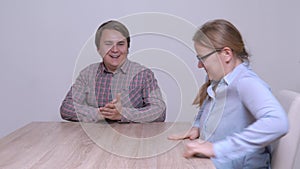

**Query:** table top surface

left=0, top=121, right=215, bottom=169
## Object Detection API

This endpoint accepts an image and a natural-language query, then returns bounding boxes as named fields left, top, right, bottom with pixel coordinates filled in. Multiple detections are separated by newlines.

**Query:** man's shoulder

left=87, top=62, right=101, bottom=68
left=127, top=60, right=151, bottom=72
left=82, top=62, right=100, bottom=69
left=79, top=62, right=101, bottom=75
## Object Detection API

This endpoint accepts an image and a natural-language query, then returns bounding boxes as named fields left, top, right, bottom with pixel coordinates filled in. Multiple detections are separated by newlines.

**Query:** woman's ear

left=222, top=47, right=233, bottom=63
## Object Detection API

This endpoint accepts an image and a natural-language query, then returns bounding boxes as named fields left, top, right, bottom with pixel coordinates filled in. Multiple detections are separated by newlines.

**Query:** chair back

left=271, top=90, right=300, bottom=169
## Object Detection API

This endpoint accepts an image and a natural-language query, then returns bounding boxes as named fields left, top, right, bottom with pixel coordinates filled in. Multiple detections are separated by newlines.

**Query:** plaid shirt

left=60, top=59, right=166, bottom=122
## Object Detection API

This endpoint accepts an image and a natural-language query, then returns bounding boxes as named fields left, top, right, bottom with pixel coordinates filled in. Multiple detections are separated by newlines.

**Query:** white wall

left=0, top=0, right=299, bottom=138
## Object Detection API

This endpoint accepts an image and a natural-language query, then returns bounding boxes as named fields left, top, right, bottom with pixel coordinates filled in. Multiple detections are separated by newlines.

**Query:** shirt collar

left=97, top=59, right=129, bottom=74
left=207, top=63, right=249, bottom=98
left=223, top=62, right=249, bottom=85
left=119, top=59, right=129, bottom=74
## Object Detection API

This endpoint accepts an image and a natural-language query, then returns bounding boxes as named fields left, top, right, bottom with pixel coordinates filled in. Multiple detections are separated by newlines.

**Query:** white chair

left=271, top=89, right=300, bottom=169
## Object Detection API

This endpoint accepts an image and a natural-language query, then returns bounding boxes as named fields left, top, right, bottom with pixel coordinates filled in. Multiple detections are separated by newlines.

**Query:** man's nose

left=111, top=44, right=118, bottom=52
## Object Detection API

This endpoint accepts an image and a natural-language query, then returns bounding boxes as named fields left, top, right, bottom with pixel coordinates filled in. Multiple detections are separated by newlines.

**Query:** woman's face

left=194, top=42, right=225, bottom=81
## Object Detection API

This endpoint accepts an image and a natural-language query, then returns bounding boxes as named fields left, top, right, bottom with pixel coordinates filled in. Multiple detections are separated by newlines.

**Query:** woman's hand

left=183, top=139, right=215, bottom=158
left=168, top=127, right=200, bottom=140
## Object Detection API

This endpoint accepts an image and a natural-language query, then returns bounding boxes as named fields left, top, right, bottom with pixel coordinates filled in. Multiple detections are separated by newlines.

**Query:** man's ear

left=97, top=48, right=105, bottom=58
left=97, top=48, right=101, bottom=55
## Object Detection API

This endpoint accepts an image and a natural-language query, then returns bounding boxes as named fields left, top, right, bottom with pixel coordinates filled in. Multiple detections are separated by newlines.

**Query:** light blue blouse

left=193, top=63, right=289, bottom=168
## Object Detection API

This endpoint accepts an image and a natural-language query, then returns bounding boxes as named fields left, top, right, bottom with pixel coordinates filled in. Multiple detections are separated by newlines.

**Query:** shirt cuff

left=213, top=139, right=243, bottom=163
left=214, top=139, right=239, bottom=163
left=192, top=120, right=200, bottom=128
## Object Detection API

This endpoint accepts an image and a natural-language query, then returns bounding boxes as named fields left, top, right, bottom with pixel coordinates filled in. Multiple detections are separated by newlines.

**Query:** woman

left=168, top=19, right=288, bottom=168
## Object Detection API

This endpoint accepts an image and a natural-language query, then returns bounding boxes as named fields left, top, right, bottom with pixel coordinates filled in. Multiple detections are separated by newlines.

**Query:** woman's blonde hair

left=192, top=19, right=249, bottom=107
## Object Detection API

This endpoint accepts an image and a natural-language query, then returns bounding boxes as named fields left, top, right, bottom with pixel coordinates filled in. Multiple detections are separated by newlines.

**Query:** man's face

left=98, top=29, right=128, bottom=72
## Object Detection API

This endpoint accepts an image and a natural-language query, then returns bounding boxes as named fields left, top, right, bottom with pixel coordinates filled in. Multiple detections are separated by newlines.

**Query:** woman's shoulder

left=236, top=67, right=271, bottom=93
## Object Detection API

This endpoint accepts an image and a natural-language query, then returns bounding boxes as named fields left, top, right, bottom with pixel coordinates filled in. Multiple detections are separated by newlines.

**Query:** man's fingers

left=116, top=93, right=121, bottom=102
left=99, top=107, right=113, bottom=114
left=100, top=110, right=112, bottom=116
left=104, top=103, right=115, bottom=109
left=111, top=93, right=121, bottom=104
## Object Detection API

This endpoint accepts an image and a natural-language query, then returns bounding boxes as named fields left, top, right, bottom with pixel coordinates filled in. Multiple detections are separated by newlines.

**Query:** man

left=60, top=20, right=166, bottom=123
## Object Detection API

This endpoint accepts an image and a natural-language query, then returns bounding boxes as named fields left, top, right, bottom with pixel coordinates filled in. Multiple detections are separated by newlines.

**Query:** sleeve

left=192, top=101, right=206, bottom=128
left=120, top=69, right=166, bottom=123
left=193, top=76, right=209, bottom=128
left=60, top=68, right=102, bottom=122
left=213, top=77, right=289, bottom=162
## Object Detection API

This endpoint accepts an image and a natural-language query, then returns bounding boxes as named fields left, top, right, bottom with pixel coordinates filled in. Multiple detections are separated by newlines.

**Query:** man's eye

left=104, top=42, right=113, bottom=46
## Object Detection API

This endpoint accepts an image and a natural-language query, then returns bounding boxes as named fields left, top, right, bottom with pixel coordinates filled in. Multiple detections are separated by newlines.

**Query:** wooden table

left=0, top=122, right=215, bottom=169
